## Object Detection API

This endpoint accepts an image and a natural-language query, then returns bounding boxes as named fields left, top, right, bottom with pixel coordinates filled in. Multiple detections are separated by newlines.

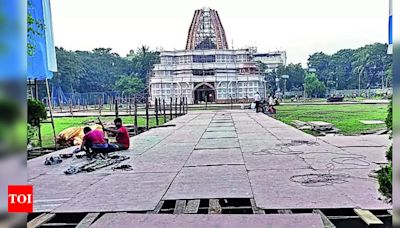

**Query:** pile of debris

left=292, top=120, right=340, bottom=136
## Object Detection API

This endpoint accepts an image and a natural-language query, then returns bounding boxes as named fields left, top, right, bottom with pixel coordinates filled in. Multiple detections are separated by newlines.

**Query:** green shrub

left=377, top=164, right=392, bottom=200
left=386, top=145, right=392, bottom=162
left=28, top=99, right=47, bottom=126
left=385, top=98, right=392, bottom=132
left=377, top=97, right=392, bottom=200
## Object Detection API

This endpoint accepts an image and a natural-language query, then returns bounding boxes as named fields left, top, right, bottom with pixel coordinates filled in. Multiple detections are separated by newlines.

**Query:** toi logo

left=8, top=185, right=33, bottom=213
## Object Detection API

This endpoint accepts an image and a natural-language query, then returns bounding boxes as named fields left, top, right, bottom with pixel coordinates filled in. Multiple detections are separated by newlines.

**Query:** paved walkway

left=28, top=110, right=391, bottom=214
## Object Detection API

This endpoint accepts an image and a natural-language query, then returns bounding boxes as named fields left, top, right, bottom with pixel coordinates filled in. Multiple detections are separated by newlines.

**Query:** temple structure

left=149, top=7, right=285, bottom=104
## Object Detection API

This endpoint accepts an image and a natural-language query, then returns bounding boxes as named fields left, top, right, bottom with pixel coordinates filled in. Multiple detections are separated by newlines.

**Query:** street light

left=281, top=75, right=289, bottom=97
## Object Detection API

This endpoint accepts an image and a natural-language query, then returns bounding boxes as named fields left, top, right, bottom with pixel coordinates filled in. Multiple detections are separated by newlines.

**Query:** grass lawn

left=39, top=116, right=169, bottom=147
left=274, top=104, right=389, bottom=135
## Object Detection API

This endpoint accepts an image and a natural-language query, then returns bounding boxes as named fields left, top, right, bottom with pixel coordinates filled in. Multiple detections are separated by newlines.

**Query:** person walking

left=268, top=94, right=276, bottom=114
left=254, top=92, right=261, bottom=113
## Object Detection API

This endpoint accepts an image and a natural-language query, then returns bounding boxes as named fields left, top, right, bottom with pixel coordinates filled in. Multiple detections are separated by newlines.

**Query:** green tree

left=114, top=75, right=145, bottom=95
left=304, top=73, right=326, bottom=98
left=130, top=45, right=160, bottom=85
left=276, top=63, right=305, bottom=91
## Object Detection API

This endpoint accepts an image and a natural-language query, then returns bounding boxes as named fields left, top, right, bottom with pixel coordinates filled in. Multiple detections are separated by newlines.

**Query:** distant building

left=149, top=7, right=285, bottom=104
left=253, top=51, right=287, bottom=72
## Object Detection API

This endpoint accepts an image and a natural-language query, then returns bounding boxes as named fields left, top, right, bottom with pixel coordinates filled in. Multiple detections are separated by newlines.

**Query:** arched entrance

left=193, top=82, right=215, bottom=104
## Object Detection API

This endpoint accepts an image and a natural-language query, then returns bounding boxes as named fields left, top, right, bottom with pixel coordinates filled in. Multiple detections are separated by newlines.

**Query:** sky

left=50, top=0, right=389, bottom=67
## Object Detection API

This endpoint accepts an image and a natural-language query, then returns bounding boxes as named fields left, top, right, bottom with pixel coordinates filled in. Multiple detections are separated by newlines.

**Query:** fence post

left=145, top=98, right=149, bottom=130
left=155, top=98, right=159, bottom=126
left=134, top=95, right=138, bottom=135
left=179, top=97, right=182, bottom=115
left=129, top=96, right=132, bottom=115
left=163, top=99, right=166, bottom=123
left=170, top=97, right=173, bottom=120
left=205, top=95, right=208, bottom=110
left=109, top=96, right=112, bottom=111
left=230, top=96, right=233, bottom=109
left=99, top=97, right=102, bottom=115
left=185, top=97, right=188, bottom=114
left=69, top=99, right=73, bottom=117
left=115, top=98, right=119, bottom=118
left=175, top=97, right=178, bottom=118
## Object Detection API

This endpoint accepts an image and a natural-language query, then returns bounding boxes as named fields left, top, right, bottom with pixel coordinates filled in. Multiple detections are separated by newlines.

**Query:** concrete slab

left=195, top=138, right=240, bottom=149
left=281, top=139, right=343, bottom=153
left=244, top=154, right=310, bottom=170
left=237, top=132, right=276, bottom=141
left=268, top=128, right=316, bottom=141
left=343, top=147, right=388, bottom=164
left=91, top=213, right=325, bottom=228
left=360, top=120, right=385, bottom=125
left=163, top=165, right=252, bottom=200
left=30, top=174, right=107, bottom=212
left=320, top=135, right=390, bottom=148
left=202, top=131, right=237, bottom=139
left=240, top=139, right=281, bottom=153
left=209, top=122, right=234, bottom=127
left=299, top=151, right=376, bottom=170
left=329, top=170, right=390, bottom=210
left=185, top=148, right=243, bottom=167
left=54, top=173, right=176, bottom=212
left=249, top=169, right=357, bottom=209
left=206, top=126, right=236, bottom=132
left=130, top=150, right=192, bottom=173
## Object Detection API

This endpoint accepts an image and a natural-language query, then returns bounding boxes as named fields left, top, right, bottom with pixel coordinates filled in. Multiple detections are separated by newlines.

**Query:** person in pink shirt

left=81, top=127, right=108, bottom=158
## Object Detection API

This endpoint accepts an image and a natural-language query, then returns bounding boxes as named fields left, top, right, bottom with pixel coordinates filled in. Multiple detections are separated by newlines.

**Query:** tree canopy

left=51, top=46, right=159, bottom=94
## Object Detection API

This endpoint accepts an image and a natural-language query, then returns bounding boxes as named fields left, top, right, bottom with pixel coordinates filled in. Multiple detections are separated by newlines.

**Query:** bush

left=377, top=97, right=392, bottom=200
left=28, top=99, right=47, bottom=126
left=27, top=124, right=38, bottom=146
left=377, top=164, right=392, bottom=200
left=385, top=98, right=392, bottom=132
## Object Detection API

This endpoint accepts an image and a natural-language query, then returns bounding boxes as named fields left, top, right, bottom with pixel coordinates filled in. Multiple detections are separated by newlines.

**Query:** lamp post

left=281, top=75, right=289, bottom=98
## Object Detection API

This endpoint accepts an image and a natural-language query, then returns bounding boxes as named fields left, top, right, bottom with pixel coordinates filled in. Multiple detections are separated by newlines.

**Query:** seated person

left=103, top=118, right=130, bottom=151
left=81, top=127, right=108, bottom=158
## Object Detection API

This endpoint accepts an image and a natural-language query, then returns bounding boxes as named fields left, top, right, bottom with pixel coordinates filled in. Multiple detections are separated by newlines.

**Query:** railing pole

left=170, top=97, right=173, bottom=120
left=145, top=98, right=149, bottom=130
left=155, top=98, right=159, bottom=126
left=134, top=95, right=138, bottom=135
left=163, top=99, right=166, bottom=123
left=175, top=97, right=178, bottom=118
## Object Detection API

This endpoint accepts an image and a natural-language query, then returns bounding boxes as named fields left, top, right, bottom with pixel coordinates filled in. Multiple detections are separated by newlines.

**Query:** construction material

left=64, top=155, right=130, bottom=175
left=44, top=156, right=62, bottom=165
left=309, top=121, right=334, bottom=131
left=353, top=208, right=384, bottom=225
left=27, top=213, right=55, bottom=228
left=76, top=213, right=100, bottom=228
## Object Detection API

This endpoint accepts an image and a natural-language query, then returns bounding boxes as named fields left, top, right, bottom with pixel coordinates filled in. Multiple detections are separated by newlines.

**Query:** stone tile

left=202, top=131, right=237, bottom=139
left=343, top=147, right=388, bottom=164
left=185, top=148, right=243, bottom=166
left=54, top=173, right=176, bottom=212
left=249, top=169, right=357, bottom=209
left=164, top=165, right=252, bottom=200
left=195, top=138, right=240, bottom=149
left=299, top=151, right=379, bottom=171
left=240, top=139, right=282, bottom=153
left=244, top=154, right=310, bottom=170
left=30, top=174, right=107, bottom=212
left=206, top=126, right=236, bottom=132
left=209, top=122, right=234, bottom=127
left=329, top=169, right=391, bottom=210
left=237, top=132, right=276, bottom=141
left=91, top=213, right=324, bottom=228
left=319, top=135, right=390, bottom=148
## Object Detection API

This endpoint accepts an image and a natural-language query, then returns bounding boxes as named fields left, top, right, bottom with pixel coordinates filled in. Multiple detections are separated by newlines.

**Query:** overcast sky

left=51, top=0, right=388, bottom=66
